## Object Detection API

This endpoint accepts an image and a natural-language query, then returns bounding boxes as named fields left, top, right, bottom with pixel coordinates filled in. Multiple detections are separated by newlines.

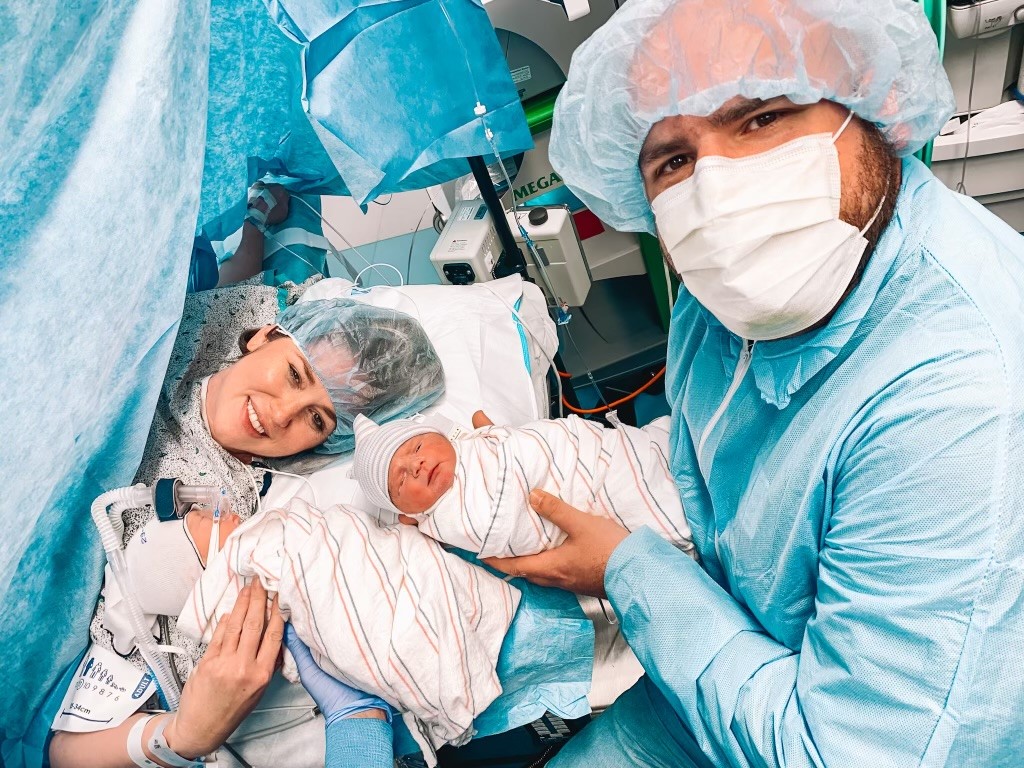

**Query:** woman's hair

left=237, top=326, right=288, bottom=354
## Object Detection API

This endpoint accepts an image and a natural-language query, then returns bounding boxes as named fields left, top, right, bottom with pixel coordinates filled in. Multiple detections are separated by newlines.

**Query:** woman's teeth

left=247, top=400, right=266, bottom=436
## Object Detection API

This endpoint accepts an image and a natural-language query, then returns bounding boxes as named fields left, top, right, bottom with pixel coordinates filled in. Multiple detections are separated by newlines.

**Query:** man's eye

left=289, top=364, right=300, bottom=384
left=747, top=111, right=780, bottom=131
left=659, top=155, right=689, bottom=176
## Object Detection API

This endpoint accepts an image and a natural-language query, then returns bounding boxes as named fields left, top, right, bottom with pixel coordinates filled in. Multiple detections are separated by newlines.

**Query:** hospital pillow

left=298, top=275, right=558, bottom=430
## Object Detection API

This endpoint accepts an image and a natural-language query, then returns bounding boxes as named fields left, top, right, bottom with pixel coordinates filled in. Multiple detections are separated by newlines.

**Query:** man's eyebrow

left=638, top=136, right=693, bottom=171
left=707, top=97, right=786, bottom=128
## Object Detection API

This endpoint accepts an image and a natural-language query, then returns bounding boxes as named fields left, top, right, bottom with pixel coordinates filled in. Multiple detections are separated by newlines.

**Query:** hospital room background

left=2, top=0, right=1023, bottom=766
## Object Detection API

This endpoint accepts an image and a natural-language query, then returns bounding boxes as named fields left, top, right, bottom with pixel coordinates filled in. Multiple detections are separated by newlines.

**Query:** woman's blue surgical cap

left=277, top=298, right=445, bottom=454
left=549, top=0, right=956, bottom=234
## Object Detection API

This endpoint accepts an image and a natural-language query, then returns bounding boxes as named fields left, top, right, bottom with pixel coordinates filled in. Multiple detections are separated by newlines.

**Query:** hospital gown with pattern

left=551, top=157, right=1024, bottom=767
left=416, top=415, right=693, bottom=558
left=176, top=498, right=519, bottom=761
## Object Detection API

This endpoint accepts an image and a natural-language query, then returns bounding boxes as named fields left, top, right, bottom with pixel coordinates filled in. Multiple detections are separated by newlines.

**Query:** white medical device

left=91, top=480, right=225, bottom=711
left=482, top=0, right=621, bottom=101
left=507, top=205, right=592, bottom=306
left=429, top=199, right=502, bottom=284
left=948, top=0, right=1024, bottom=39
left=943, top=0, right=1024, bottom=113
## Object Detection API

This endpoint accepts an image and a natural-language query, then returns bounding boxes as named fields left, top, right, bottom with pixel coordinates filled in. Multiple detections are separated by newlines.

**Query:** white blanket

left=177, top=499, right=520, bottom=759
left=417, top=415, right=694, bottom=558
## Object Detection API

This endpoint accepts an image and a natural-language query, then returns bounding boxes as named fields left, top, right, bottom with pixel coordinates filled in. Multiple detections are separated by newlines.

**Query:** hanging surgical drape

left=0, top=0, right=530, bottom=763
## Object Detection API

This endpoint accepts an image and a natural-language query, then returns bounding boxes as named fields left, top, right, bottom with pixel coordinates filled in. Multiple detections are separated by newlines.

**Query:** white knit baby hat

left=351, top=414, right=443, bottom=514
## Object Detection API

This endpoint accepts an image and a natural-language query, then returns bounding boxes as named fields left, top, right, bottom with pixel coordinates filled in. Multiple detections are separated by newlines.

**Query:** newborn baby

left=352, top=412, right=693, bottom=559
left=112, top=498, right=518, bottom=759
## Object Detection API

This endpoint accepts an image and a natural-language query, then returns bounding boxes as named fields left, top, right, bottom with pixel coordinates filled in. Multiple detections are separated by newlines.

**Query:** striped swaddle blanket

left=177, top=498, right=520, bottom=758
left=417, top=415, right=694, bottom=558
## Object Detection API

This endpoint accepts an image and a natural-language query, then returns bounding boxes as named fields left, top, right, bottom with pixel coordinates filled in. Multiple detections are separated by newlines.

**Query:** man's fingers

left=528, top=489, right=584, bottom=532
left=256, top=596, right=284, bottom=669
left=483, top=549, right=557, bottom=580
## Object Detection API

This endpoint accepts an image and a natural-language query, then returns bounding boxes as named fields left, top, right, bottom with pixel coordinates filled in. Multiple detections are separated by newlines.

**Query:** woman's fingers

left=237, top=579, right=270, bottom=659
left=217, top=583, right=253, bottom=654
left=256, top=596, right=284, bottom=670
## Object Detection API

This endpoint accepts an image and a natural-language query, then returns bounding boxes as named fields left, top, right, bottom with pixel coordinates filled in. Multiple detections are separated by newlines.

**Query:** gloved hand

left=284, top=623, right=392, bottom=726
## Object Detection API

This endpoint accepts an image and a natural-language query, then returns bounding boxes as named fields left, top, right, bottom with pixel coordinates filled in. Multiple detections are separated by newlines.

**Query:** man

left=486, top=0, right=1024, bottom=765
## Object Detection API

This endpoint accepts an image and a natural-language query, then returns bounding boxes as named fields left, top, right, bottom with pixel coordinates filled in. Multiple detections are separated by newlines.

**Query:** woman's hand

left=163, top=580, right=283, bottom=758
left=484, top=490, right=630, bottom=598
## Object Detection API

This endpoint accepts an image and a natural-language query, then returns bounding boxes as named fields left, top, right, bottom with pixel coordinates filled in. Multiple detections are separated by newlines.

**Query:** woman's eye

left=311, top=411, right=325, bottom=432
left=289, top=364, right=300, bottom=385
left=747, top=111, right=780, bottom=131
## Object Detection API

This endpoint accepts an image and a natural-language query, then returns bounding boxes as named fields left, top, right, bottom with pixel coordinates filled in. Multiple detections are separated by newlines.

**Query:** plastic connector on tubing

left=474, top=101, right=487, bottom=116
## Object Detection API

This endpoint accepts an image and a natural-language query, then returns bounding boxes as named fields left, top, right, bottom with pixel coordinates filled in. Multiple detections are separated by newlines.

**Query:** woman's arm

left=50, top=581, right=283, bottom=768
left=216, top=185, right=290, bottom=287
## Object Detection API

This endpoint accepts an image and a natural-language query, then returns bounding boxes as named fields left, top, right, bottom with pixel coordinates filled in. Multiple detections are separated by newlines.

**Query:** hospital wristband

left=126, top=714, right=159, bottom=768
left=148, top=715, right=205, bottom=768
left=126, top=714, right=203, bottom=768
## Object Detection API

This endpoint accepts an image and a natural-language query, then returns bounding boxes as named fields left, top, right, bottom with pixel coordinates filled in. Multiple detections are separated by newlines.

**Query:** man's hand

left=484, top=489, right=630, bottom=598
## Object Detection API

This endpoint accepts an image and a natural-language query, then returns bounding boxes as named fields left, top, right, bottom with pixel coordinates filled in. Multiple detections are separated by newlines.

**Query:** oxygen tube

left=91, top=481, right=222, bottom=710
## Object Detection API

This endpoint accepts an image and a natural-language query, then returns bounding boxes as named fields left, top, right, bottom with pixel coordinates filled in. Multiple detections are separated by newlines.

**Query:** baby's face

left=387, top=433, right=456, bottom=513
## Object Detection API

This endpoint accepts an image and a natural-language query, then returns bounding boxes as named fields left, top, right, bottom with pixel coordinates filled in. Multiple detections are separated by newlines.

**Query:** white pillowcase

left=266, top=275, right=558, bottom=511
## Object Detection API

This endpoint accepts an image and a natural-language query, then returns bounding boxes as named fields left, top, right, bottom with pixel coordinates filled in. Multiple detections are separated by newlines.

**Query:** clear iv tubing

left=91, top=482, right=221, bottom=710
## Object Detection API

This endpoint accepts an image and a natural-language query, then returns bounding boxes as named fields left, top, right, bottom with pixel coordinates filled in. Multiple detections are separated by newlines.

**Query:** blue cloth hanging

left=266, top=0, right=534, bottom=204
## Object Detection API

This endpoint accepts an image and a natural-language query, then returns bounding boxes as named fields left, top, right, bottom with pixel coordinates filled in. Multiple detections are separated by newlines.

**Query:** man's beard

left=843, top=118, right=901, bottom=257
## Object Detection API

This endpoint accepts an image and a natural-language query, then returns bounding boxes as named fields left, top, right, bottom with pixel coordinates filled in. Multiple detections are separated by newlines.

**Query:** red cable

left=557, top=367, right=667, bottom=415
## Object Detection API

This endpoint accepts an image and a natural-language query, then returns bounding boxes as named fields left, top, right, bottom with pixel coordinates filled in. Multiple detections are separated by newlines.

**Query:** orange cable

left=559, top=366, right=666, bottom=415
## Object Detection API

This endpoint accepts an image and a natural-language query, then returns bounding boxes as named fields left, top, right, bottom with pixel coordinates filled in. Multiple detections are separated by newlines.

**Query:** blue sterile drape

left=267, top=0, right=535, bottom=204
left=0, top=0, right=530, bottom=764
left=0, top=2, right=210, bottom=764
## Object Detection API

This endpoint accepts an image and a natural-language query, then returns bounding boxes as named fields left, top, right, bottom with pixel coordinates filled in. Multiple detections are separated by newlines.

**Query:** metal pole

left=467, top=155, right=528, bottom=278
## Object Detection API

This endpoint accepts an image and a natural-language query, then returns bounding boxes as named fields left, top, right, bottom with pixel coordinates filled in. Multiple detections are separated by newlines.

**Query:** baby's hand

left=472, top=410, right=494, bottom=428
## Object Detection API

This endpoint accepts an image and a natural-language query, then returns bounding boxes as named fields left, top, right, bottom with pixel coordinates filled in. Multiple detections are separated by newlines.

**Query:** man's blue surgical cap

left=549, top=0, right=956, bottom=234
left=277, top=298, right=445, bottom=454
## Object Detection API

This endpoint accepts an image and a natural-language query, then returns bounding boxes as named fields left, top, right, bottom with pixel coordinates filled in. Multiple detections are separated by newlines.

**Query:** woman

left=48, top=194, right=445, bottom=767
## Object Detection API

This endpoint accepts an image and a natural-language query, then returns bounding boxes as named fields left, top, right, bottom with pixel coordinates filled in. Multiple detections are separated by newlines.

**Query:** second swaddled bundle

left=177, top=498, right=520, bottom=759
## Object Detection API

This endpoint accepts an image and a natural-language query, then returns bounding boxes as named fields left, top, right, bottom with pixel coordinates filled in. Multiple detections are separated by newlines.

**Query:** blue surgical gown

left=599, top=157, right=1024, bottom=767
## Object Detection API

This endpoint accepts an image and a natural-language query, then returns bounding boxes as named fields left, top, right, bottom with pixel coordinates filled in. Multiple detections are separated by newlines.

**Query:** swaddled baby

left=116, top=499, right=520, bottom=760
left=351, top=412, right=694, bottom=559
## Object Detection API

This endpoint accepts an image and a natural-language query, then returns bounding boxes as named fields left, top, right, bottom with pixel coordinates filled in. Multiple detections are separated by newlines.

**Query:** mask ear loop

left=831, top=109, right=855, bottom=143
left=831, top=109, right=886, bottom=237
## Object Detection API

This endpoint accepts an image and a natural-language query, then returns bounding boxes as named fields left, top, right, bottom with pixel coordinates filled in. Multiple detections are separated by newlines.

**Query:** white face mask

left=651, top=111, right=883, bottom=341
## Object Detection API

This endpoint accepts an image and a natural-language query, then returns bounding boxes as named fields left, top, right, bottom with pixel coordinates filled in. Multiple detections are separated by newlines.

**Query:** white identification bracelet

left=126, top=714, right=204, bottom=768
